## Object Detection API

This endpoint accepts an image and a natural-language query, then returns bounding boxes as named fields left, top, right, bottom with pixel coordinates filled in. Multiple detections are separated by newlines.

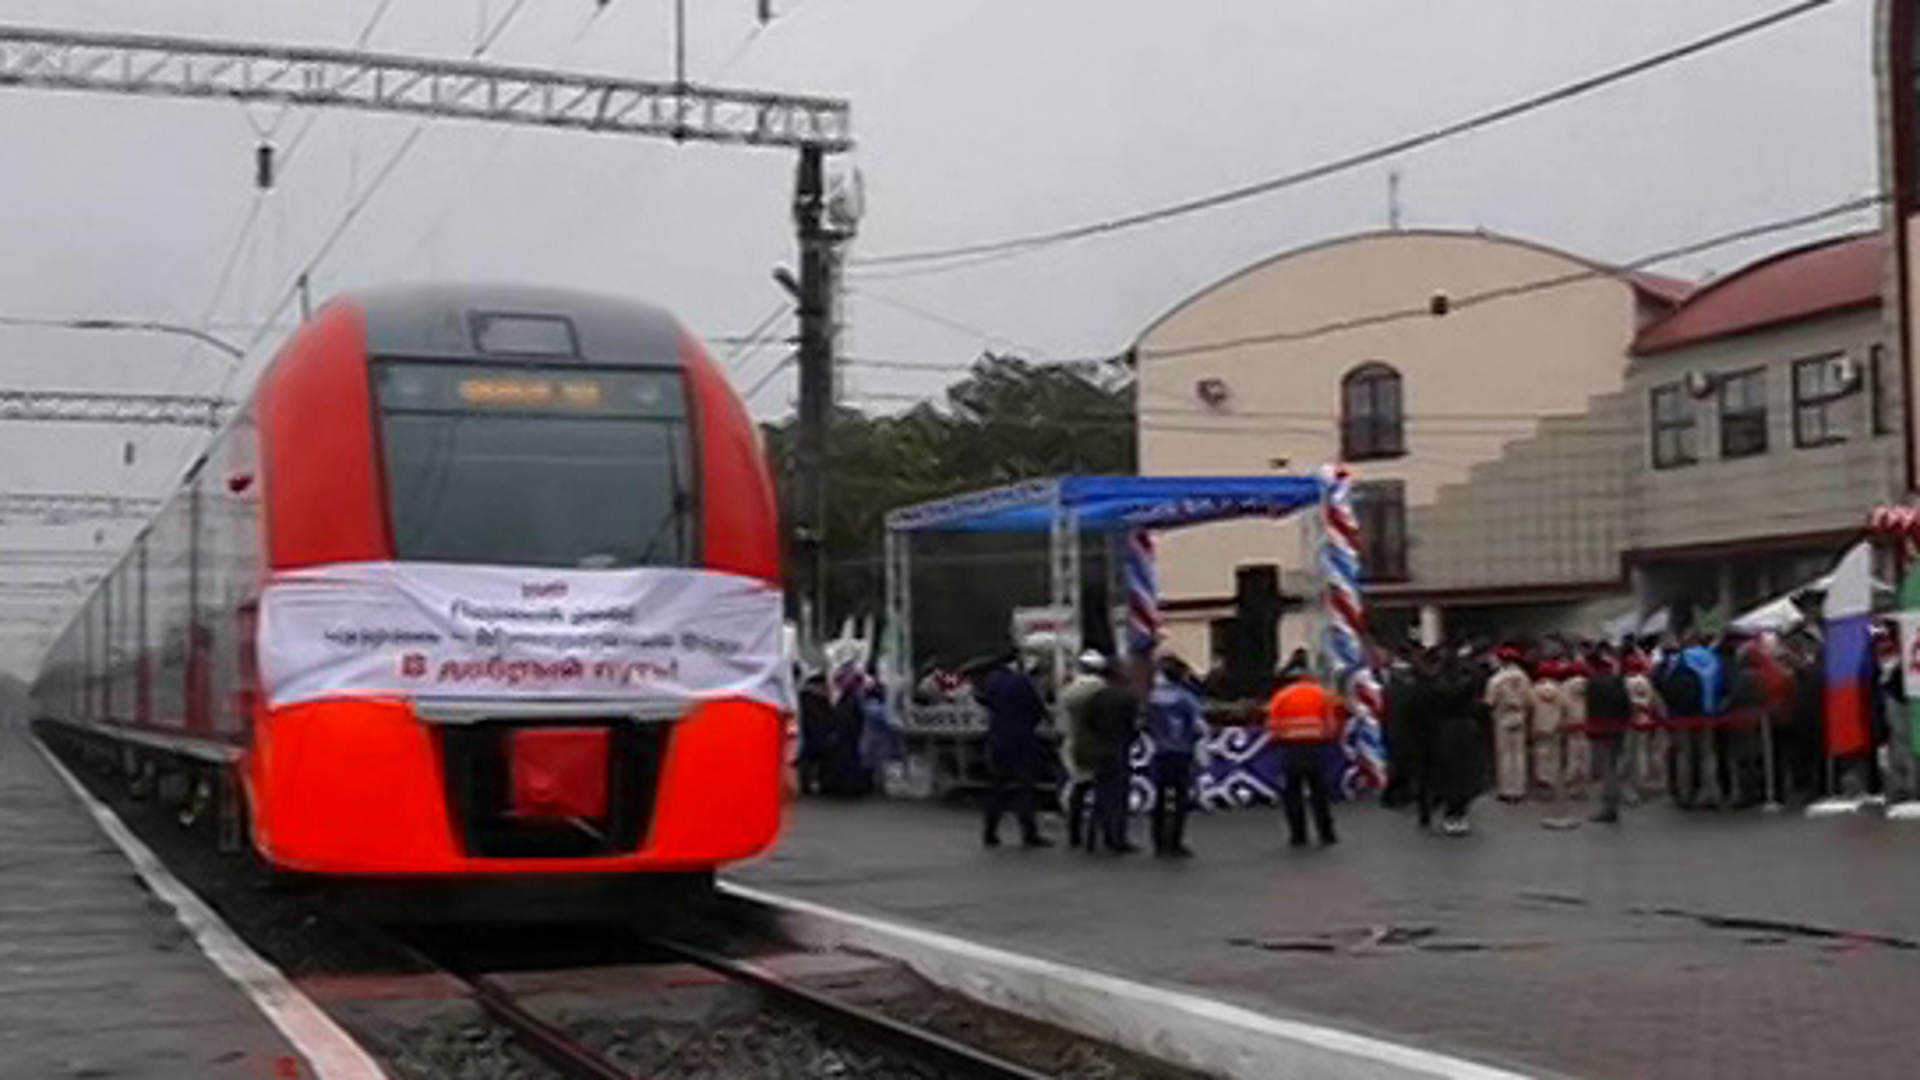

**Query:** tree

left=761, top=352, right=1135, bottom=664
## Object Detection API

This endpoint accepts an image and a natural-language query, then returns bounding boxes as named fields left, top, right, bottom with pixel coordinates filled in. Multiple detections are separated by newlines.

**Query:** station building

left=1134, top=227, right=1904, bottom=661
left=1126, top=0, right=1920, bottom=666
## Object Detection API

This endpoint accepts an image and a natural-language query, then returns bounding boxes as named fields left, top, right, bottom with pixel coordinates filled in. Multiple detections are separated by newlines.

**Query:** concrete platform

left=735, top=796, right=1920, bottom=1080
left=0, top=714, right=301, bottom=1079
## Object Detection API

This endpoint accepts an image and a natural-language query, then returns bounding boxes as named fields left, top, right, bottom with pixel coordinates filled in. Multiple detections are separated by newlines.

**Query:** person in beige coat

left=1622, top=649, right=1668, bottom=802
left=1530, top=658, right=1568, bottom=800
left=1484, top=647, right=1533, bottom=802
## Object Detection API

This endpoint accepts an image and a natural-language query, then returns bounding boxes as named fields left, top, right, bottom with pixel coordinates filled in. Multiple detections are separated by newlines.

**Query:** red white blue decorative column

left=1319, top=465, right=1387, bottom=794
left=1125, top=529, right=1160, bottom=659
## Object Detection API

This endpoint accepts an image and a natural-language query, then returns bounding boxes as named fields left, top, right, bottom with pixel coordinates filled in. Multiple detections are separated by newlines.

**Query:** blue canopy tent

left=882, top=474, right=1327, bottom=717
left=879, top=471, right=1390, bottom=804
left=885, top=475, right=1327, bottom=534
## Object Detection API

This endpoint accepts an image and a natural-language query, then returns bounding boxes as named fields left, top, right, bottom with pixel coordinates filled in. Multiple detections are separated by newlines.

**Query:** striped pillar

left=1318, top=464, right=1388, bottom=795
left=1125, top=529, right=1160, bottom=658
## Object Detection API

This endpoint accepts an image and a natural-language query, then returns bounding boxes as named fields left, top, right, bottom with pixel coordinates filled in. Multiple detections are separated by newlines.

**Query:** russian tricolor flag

left=1822, top=541, right=1874, bottom=758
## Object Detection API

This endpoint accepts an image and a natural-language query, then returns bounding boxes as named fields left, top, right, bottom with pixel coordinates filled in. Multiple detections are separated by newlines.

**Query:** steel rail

left=652, top=938, right=1054, bottom=1080
left=343, top=925, right=631, bottom=1080
left=337, top=920, right=1049, bottom=1079
left=460, top=972, right=632, bottom=1080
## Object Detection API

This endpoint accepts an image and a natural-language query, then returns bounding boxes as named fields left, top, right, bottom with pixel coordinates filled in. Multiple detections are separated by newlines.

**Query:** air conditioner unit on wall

left=1684, top=370, right=1717, bottom=399
left=1196, top=377, right=1231, bottom=409
left=1829, top=354, right=1862, bottom=391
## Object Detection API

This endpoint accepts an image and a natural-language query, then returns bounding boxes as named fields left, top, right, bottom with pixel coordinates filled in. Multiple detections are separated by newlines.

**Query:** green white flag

left=1901, top=566, right=1920, bottom=755
left=1696, top=602, right=1729, bottom=638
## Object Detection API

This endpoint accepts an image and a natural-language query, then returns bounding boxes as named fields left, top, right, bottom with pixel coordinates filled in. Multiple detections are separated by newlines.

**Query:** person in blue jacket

left=1666, top=634, right=1724, bottom=807
left=1146, top=655, right=1206, bottom=857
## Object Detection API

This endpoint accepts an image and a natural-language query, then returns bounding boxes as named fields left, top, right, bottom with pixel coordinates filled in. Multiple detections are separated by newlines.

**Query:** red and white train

left=33, top=284, right=788, bottom=889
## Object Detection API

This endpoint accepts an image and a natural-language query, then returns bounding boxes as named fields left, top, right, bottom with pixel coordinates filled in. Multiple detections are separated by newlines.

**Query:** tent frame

left=881, top=474, right=1326, bottom=722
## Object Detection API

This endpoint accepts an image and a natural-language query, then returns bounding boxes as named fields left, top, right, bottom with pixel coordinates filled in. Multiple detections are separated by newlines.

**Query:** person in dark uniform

left=978, top=653, right=1051, bottom=848
left=1419, top=647, right=1482, bottom=836
left=794, top=673, right=833, bottom=796
left=1401, top=647, right=1443, bottom=829
left=1783, top=632, right=1825, bottom=801
left=823, top=664, right=875, bottom=797
left=1584, top=643, right=1634, bottom=824
left=1380, top=644, right=1420, bottom=809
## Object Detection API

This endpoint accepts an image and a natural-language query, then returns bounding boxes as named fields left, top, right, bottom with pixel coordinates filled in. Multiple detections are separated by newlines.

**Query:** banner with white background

left=259, top=562, right=790, bottom=711
left=1898, top=612, right=1920, bottom=704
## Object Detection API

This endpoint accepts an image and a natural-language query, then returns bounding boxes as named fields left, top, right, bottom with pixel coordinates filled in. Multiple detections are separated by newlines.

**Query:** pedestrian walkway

left=736, top=798, right=1920, bottom=1080
left=0, top=708, right=299, bottom=1079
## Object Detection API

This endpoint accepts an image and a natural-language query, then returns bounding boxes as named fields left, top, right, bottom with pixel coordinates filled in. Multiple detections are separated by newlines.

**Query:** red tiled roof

left=1633, top=232, right=1882, bottom=355
left=1625, top=271, right=1694, bottom=306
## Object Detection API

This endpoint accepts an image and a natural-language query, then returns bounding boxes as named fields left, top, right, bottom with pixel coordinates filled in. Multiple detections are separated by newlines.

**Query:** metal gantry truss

left=0, top=579, right=97, bottom=596
left=0, top=491, right=164, bottom=523
left=0, top=389, right=229, bottom=427
left=0, top=23, right=853, bottom=152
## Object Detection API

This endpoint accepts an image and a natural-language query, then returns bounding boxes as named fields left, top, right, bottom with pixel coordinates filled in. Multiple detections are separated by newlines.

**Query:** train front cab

left=247, top=288, right=785, bottom=879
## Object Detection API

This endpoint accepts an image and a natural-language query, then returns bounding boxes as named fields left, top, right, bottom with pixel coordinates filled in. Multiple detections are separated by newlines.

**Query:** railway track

left=38, top=731, right=1178, bottom=1080
left=654, top=938, right=1054, bottom=1080
left=372, top=925, right=1054, bottom=1080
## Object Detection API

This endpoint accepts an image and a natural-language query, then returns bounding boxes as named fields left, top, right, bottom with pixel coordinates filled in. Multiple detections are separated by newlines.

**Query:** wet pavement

left=735, top=795, right=1920, bottom=1080
left=0, top=713, right=299, bottom=1079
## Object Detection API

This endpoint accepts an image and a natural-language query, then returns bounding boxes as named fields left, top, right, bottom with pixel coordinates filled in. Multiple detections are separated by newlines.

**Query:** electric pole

left=791, top=145, right=833, bottom=649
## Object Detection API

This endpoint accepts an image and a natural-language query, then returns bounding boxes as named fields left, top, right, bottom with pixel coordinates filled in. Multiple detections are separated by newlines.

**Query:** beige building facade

left=1135, top=227, right=1903, bottom=664
left=1135, top=229, right=1682, bottom=661
left=1623, top=235, right=1901, bottom=624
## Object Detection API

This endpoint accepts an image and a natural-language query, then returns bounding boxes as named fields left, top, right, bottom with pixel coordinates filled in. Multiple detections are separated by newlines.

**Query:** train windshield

left=372, top=361, right=692, bottom=569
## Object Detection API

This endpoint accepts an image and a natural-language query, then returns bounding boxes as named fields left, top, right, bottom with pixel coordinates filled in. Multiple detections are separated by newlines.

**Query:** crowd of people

left=1379, top=623, right=1918, bottom=834
left=795, top=617, right=1920, bottom=852
left=976, top=646, right=1352, bottom=856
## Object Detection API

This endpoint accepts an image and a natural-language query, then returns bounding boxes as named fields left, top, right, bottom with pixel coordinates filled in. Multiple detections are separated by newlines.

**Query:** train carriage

left=33, top=284, right=789, bottom=884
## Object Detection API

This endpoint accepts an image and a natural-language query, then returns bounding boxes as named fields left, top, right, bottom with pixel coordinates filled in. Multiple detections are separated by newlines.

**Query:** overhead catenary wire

left=828, top=191, right=1884, bottom=411
left=460, top=0, right=780, bottom=288
left=101, top=197, right=265, bottom=520
left=723, top=303, right=796, bottom=372
left=744, top=352, right=800, bottom=404
left=474, top=0, right=538, bottom=57
left=132, top=0, right=570, bottom=498
left=1137, top=192, right=1881, bottom=364
left=837, top=395, right=1658, bottom=438
left=850, top=286, right=1063, bottom=361
left=133, top=0, right=415, bottom=488
left=186, top=0, right=404, bottom=366
left=210, top=0, right=558, bottom=417
left=851, top=0, right=1843, bottom=274
left=277, top=0, right=405, bottom=172
left=393, top=2, right=610, bottom=277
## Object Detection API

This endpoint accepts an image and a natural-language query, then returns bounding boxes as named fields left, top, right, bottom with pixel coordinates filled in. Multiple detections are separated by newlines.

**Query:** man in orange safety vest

left=1267, top=663, right=1342, bottom=847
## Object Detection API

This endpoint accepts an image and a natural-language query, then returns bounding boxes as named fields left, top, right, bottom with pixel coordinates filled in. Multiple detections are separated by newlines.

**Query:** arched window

left=1341, top=363, right=1404, bottom=461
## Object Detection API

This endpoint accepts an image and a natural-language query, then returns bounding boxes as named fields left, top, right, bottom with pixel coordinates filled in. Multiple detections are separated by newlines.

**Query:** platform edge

left=723, top=881, right=1550, bottom=1080
left=31, top=734, right=388, bottom=1080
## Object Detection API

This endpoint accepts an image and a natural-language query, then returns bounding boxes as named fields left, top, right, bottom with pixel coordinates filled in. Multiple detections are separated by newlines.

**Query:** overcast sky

left=0, top=0, right=1882, bottom=669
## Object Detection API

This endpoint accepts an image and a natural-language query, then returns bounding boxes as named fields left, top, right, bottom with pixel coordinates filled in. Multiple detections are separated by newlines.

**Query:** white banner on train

left=259, top=561, right=791, bottom=711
